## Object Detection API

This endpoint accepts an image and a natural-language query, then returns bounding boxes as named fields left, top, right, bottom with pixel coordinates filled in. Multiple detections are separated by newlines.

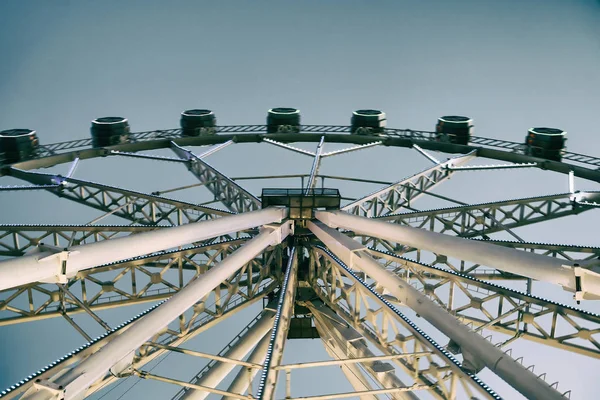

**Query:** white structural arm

left=0, top=207, right=287, bottom=291
left=181, top=309, right=276, bottom=400
left=223, top=332, right=272, bottom=399
left=21, top=221, right=293, bottom=400
left=307, top=220, right=566, bottom=400
left=316, top=210, right=600, bottom=300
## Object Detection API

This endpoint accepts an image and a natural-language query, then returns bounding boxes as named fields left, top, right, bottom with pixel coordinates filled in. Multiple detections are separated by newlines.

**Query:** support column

left=21, top=221, right=293, bottom=400
left=0, top=207, right=287, bottom=291
left=307, top=220, right=565, bottom=400
left=317, top=210, right=600, bottom=299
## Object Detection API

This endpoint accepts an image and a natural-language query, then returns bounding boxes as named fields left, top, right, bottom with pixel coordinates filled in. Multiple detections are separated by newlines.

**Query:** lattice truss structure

left=1, top=126, right=600, bottom=400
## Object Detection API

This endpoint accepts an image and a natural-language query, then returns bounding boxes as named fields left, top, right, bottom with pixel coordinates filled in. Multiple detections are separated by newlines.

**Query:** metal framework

left=1, top=124, right=599, bottom=400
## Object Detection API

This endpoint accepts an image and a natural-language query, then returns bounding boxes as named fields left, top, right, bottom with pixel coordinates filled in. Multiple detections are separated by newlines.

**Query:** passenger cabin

left=0, top=129, right=40, bottom=163
left=267, top=108, right=301, bottom=133
left=350, top=109, right=386, bottom=135
left=181, top=109, right=217, bottom=136
left=91, top=117, right=131, bottom=147
left=435, top=116, right=473, bottom=145
left=525, top=127, right=566, bottom=161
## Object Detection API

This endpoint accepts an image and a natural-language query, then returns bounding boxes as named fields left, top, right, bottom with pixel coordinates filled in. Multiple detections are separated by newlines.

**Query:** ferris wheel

left=0, top=108, right=599, bottom=400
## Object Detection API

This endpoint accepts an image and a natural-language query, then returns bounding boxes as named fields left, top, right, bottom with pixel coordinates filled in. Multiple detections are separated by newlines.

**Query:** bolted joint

left=32, top=379, right=65, bottom=399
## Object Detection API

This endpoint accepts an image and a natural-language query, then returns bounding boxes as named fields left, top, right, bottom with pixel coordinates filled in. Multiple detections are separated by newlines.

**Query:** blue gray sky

left=1, top=1, right=600, bottom=399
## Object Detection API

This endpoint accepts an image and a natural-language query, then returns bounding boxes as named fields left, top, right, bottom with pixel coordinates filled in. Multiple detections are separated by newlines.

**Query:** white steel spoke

left=20, top=221, right=292, bottom=400
left=305, top=137, right=325, bottom=191
left=263, top=138, right=316, bottom=157
left=179, top=308, right=276, bottom=400
left=9, top=168, right=230, bottom=225
left=317, top=210, right=600, bottom=300
left=369, top=248, right=600, bottom=358
left=197, top=140, right=235, bottom=158
left=449, top=162, right=537, bottom=171
left=308, top=220, right=567, bottom=400
left=342, top=151, right=476, bottom=217
left=0, top=207, right=286, bottom=291
left=412, top=144, right=441, bottom=164
left=109, top=150, right=188, bottom=163
left=223, top=334, right=272, bottom=399
left=256, top=247, right=299, bottom=400
left=379, top=192, right=600, bottom=238
left=321, top=141, right=382, bottom=158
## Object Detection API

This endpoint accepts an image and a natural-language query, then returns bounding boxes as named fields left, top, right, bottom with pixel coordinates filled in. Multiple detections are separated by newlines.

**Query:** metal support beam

left=180, top=309, right=276, bottom=400
left=197, top=140, right=235, bottom=158
left=58, top=284, right=111, bottom=331
left=321, top=141, right=382, bottom=158
left=0, top=207, right=286, bottom=291
left=342, top=151, right=476, bottom=217
left=310, top=302, right=419, bottom=400
left=65, top=157, right=80, bottom=178
left=109, top=150, right=188, bottom=163
left=318, top=210, right=600, bottom=299
left=263, top=138, right=315, bottom=157
left=379, top=192, right=600, bottom=238
left=307, top=221, right=566, bottom=400
left=308, top=247, right=502, bottom=400
left=21, top=221, right=292, bottom=400
left=256, top=247, right=299, bottom=400
left=370, top=248, right=600, bottom=359
left=305, top=137, right=325, bottom=191
left=170, top=142, right=261, bottom=213
left=9, top=167, right=230, bottom=225
left=223, top=333, right=272, bottom=400
left=317, top=335, right=378, bottom=400
left=0, top=224, right=159, bottom=257
left=449, top=162, right=537, bottom=171
left=412, top=144, right=440, bottom=164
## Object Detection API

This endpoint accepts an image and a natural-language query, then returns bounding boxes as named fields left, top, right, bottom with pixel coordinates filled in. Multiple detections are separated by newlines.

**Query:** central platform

left=261, top=188, right=341, bottom=219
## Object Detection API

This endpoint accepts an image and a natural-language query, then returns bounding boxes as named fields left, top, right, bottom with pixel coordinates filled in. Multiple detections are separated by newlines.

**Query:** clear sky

left=1, top=1, right=600, bottom=399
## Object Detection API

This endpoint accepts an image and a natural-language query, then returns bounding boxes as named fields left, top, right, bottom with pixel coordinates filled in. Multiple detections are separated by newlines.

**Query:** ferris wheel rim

left=2, top=127, right=599, bottom=186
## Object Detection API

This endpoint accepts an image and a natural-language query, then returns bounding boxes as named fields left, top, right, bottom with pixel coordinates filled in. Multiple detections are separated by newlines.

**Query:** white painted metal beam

left=0, top=207, right=287, bottom=291
left=180, top=309, right=276, bottom=400
left=307, top=220, right=566, bottom=400
left=342, top=151, right=476, bottom=217
left=310, top=301, right=419, bottom=400
left=223, top=333, right=272, bottom=399
left=317, top=210, right=600, bottom=300
left=256, top=248, right=299, bottom=400
left=21, top=221, right=293, bottom=400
